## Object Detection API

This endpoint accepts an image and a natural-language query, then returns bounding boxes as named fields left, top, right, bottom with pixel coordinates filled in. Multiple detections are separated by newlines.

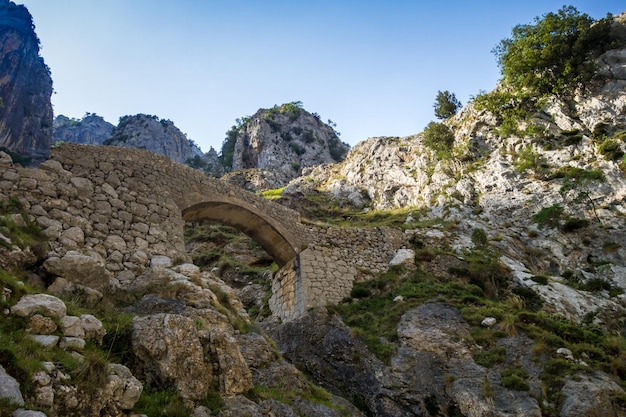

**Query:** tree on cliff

left=493, top=6, right=619, bottom=98
left=433, top=90, right=461, bottom=119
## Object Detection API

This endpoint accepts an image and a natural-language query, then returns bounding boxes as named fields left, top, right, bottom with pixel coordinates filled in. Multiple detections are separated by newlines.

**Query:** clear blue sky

left=18, top=1, right=625, bottom=153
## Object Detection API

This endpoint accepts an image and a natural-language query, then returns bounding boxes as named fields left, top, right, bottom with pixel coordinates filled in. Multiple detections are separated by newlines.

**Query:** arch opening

left=182, top=201, right=299, bottom=267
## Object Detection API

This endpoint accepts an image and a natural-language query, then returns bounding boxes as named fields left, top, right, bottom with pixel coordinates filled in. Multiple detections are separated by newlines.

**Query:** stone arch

left=181, top=199, right=300, bottom=267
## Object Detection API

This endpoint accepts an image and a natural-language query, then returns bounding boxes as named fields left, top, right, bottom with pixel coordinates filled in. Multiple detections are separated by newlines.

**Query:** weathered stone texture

left=2, top=144, right=406, bottom=321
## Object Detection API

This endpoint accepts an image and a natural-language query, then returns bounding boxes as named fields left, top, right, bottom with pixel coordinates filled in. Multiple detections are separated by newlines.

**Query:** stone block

left=11, top=294, right=67, bottom=318
left=27, top=335, right=60, bottom=349
left=59, top=337, right=86, bottom=351
left=60, top=315, right=85, bottom=338
left=27, top=314, right=58, bottom=334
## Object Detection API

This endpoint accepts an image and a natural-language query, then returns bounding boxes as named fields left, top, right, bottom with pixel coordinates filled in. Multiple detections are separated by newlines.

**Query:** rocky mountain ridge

left=53, top=114, right=114, bottom=146
left=0, top=0, right=53, bottom=163
left=102, top=114, right=203, bottom=164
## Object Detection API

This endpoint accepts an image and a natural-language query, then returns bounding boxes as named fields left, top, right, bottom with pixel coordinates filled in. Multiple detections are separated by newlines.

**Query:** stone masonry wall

left=307, top=225, right=405, bottom=278
left=1, top=144, right=408, bottom=320
left=0, top=151, right=187, bottom=288
left=51, top=143, right=306, bottom=252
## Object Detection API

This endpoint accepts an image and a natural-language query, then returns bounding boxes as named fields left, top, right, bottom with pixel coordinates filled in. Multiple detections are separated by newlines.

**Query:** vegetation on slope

left=327, top=226, right=626, bottom=415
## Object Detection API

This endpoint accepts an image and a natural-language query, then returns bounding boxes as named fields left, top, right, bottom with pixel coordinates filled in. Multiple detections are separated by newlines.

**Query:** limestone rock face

left=272, top=305, right=543, bottom=417
left=53, top=114, right=114, bottom=145
left=559, top=371, right=626, bottom=417
left=225, top=103, right=349, bottom=190
left=104, top=114, right=203, bottom=164
left=0, top=0, right=53, bottom=163
left=131, top=313, right=212, bottom=401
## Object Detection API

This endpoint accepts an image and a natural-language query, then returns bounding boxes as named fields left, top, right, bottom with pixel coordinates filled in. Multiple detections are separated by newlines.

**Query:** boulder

left=0, top=365, right=25, bottom=406
left=80, top=314, right=106, bottom=344
left=27, top=335, right=59, bottom=349
left=27, top=314, right=57, bottom=334
left=389, top=248, right=415, bottom=266
left=59, top=315, right=84, bottom=338
left=11, top=294, right=66, bottom=318
left=43, top=251, right=112, bottom=292
left=131, top=314, right=213, bottom=401
left=559, top=371, right=626, bottom=417
left=47, top=277, right=103, bottom=306
left=102, top=363, right=143, bottom=411
left=12, top=410, right=47, bottom=417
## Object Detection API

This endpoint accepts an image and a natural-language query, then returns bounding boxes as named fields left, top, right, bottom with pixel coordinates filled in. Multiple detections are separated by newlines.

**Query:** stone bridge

left=1, top=144, right=404, bottom=320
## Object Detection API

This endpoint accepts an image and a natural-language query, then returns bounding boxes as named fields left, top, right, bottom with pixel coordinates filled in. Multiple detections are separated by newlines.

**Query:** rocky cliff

left=0, top=0, right=53, bottom=163
left=103, top=113, right=203, bottom=164
left=53, top=113, right=114, bottom=145
left=221, top=102, right=350, bottom=190
left=285, top=12, right=626, bottom=283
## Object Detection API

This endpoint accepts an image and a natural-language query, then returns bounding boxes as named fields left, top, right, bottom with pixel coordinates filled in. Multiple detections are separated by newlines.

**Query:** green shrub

left=471, top=228, right=489, bottom=247
left=560, top=217, right=589, bottom=232
left=474, top=346, right=506, bottom=367
left=350, top=284, right=372, bottom=299
left=434, top=90, right=461, bottom=119
left=515, top=145, right=547, bottom=175
left=422, top=121, right=454, bottom=158
left=530, top=275, right=548, bottom=285
left=289, top=142, right=305, bottom=156
left=260, top=187, right=286, bottom=199
left=598, top=138, right=624, bottom=161
left=135, top=388, right=191, bottom=417
left=533, top=204, right=564, bottom=229
left=500, top=367, right=530, bottom=391
left=511, top=287, right=543, bottom=311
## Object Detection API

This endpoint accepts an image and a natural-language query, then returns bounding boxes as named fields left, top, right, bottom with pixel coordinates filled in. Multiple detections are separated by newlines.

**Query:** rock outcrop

left=0, top=0, right=53, bottom=163
left=222, top=102, right=349, bottom=190
left=104, top=114, right=203, bottom=164
left=53, top=114, right=114, bottom=145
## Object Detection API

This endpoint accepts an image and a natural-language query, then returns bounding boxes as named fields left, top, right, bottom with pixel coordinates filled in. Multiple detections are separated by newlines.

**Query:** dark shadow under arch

left=182, top=201, right=299, bottom=267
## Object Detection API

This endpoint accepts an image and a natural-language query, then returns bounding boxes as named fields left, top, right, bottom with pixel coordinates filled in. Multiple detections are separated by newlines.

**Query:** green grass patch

left=134, top=387, right=191, bottom=417
left=260, top=186, right=287, bottom=199
left=500, top=367, right=530, bottom=391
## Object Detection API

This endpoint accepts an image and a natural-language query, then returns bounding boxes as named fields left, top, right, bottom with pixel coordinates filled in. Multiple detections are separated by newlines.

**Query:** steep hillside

left=284, top=11, right=626, bottom=294
left=104, top=114, right=203, bottom=164
left=53, top=113, right=114, bottom=145
left=221, top=102, right=349, bottom=190
left=0, top=0, right=53, bottom=163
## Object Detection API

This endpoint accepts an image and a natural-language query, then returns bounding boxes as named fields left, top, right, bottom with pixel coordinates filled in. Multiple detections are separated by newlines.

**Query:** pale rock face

left=559, top=371, right=626, bottom=417
left=131, top=313, right=214, bottom=401
left=227, top=105, right=349, bottom=190
left=0, top=1, right=53, bottom=163
left=104, top=114, right=203, bottom=164
left=284, top=38, right=626, bottom=328
left=53, top=114, right=114, bottom=145
left=398, top=303, right=473, bottom=360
